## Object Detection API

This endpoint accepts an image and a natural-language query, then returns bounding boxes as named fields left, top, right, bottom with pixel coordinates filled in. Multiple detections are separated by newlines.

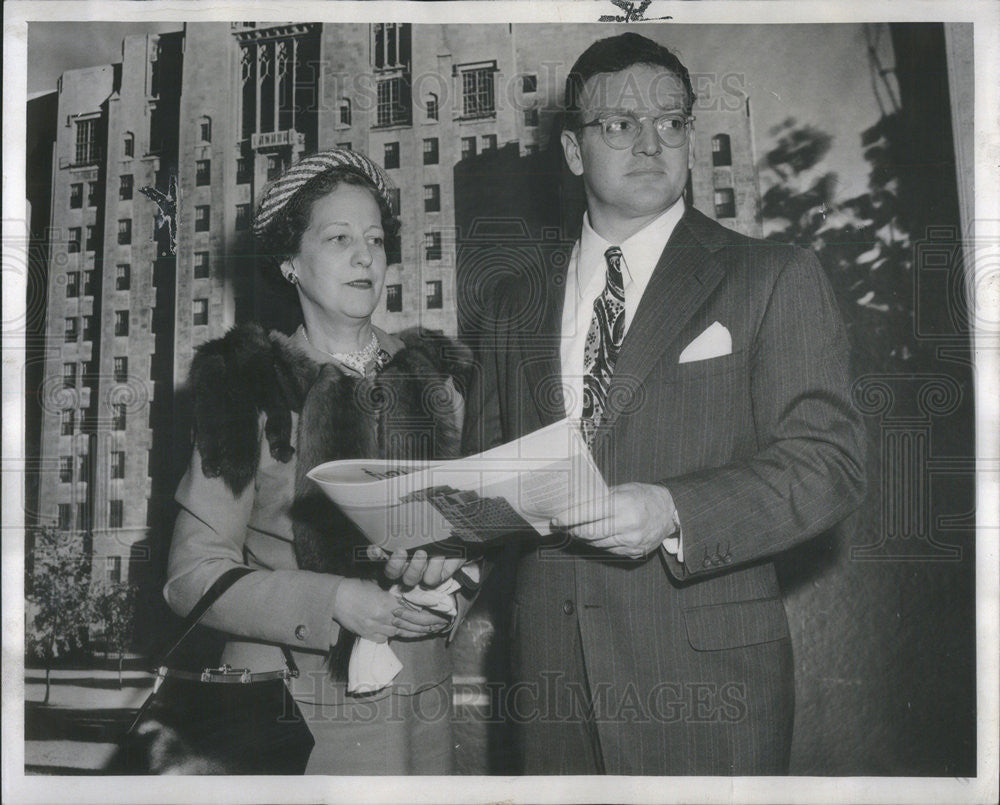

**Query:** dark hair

left=255, top=167, right=401, bottom=266
left=564, top=32, right=696, bottom=130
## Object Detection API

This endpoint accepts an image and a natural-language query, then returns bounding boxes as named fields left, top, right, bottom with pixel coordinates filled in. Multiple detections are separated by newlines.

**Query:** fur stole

left=188, top=323, right=471, bottom=577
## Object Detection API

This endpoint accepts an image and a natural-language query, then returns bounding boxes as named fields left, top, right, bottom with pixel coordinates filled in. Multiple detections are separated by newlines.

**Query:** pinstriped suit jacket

left=464, top=206, right=867, bottom=774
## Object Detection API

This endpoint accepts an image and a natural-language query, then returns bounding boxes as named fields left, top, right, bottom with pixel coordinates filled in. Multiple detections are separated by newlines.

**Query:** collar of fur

left=188, top=322, right=471, bottom=574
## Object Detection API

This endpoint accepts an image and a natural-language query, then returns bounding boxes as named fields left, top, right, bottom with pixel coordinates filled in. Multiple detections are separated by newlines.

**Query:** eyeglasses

left=580, top=112, right=695, bottom=150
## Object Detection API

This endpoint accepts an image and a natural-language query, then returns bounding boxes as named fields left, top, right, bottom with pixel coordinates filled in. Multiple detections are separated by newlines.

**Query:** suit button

left=562, top=600, right=575, bottom=615
left=723, top=554, right=733, bottom=564
left=294, top=624, right=308, bottom=641
left=702, top=557, right=712, bottom=569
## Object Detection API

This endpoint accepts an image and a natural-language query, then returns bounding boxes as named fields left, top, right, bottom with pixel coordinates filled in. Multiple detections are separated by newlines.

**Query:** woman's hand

left=331, top=578, right=450, bottom=644
left=366, top=546, right=466, bottom=588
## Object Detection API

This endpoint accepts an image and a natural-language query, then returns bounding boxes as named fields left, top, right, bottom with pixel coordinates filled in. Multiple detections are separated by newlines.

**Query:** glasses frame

left=580, top=111, right=696, bottom=150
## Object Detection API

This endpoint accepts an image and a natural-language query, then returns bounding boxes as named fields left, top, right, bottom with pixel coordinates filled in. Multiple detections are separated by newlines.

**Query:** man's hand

left=551, top=482, right=678, bottom=559
left=366, top=545, right=466, bottom=588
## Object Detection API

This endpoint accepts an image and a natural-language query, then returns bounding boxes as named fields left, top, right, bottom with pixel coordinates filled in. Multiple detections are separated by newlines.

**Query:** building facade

left=36, top=22, right=761, bottom=584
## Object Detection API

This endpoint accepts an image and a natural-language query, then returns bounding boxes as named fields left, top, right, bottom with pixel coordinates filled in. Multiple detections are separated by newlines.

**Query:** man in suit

left=463, top=33, right=866, bottom=775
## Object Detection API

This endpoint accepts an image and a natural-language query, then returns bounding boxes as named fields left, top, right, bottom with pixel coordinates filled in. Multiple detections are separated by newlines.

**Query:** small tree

left=91, top=579, right=138, bottom=687
left=25, top=526, right=94, bottom=704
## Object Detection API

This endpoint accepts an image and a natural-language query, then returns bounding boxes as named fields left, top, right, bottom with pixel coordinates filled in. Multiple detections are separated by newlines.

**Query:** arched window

left=711, top=134, right=732, bottom=167
left=339, top=98, right=351, bottom=126
left=199, top=116, right=212, bottom=143
left=123, top=132, right=134, bottom=158
left=425, top=92, right=439, bottom=122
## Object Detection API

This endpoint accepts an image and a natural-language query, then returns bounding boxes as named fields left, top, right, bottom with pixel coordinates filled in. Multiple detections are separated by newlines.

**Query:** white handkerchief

left=347, top=578, right=462, bottom=694
left=678, top=321, right=732, bottom=363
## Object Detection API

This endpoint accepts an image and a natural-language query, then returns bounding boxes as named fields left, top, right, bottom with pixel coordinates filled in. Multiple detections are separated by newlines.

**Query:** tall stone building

left=36, top=22, right=761, bottom=585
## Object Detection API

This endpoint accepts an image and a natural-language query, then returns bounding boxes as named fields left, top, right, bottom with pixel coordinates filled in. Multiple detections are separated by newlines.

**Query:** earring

left=285, top=271, right=299, bottom=286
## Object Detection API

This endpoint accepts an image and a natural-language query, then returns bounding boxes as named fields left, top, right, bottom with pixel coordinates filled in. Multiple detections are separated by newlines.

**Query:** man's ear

left=688, top=133, right=696, bottom=172
left=561, top=129, right=585, bottom=177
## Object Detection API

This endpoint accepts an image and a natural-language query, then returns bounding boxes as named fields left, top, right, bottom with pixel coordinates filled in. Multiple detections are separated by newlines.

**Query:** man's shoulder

left=683, top=207, right=818, bottom=284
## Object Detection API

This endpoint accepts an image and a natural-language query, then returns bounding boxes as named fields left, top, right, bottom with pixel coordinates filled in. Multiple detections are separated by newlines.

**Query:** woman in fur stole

left=163, top=149, right=475, bottom=774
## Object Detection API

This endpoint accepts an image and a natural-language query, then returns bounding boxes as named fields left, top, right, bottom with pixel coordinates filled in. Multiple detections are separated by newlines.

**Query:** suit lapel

left=522, top=247, right=571, bottom=426
left=596, top=208, right=729, bottom=440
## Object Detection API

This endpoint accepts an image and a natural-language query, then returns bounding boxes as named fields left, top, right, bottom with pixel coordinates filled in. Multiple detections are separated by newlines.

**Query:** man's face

left=562, top=63, right=694, bottom=239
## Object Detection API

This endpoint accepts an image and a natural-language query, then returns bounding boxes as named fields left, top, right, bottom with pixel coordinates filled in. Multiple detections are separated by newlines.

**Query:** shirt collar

left=576, top=197, right=686, bottom=298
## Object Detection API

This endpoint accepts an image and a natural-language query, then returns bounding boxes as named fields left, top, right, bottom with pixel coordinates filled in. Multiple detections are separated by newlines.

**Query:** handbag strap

left=157, top=565, right=255, bottom=666
left=157, top=565, right=299, bottom=673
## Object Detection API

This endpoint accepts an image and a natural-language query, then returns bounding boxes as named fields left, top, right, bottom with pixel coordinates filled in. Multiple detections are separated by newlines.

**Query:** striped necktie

left=581, top=246, right=627, bottom=446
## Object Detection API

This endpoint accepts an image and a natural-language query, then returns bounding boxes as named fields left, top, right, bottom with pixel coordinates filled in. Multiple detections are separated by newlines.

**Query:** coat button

left=294, top=624, right=308, bottom=641
left=562, top=600, right=575, bottom=615
left=702, top=557, right=712, bottom=568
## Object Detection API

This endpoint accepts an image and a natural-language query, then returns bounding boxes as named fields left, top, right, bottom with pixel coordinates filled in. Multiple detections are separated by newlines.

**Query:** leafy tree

left=91, top=579, right=138, bottom=688
left=25, top=526, right=94, bottom=703
left=759, top=116, right=926, bottom=373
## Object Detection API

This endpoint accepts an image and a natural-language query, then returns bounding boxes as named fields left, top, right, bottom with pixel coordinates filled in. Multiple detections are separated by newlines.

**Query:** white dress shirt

left=559, top=197, right=686, bottom=558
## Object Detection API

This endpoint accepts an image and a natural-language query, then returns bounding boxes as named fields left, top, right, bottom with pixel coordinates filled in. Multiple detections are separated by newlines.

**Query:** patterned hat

left=252, top=148, right=395, bottom=237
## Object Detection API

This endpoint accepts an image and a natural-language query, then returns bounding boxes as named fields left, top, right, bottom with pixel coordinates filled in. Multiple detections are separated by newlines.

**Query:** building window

left=425, top=93, right=438, bottom=122
left=388, top=188, right=401, bottom=216
left=424, top=184, right=441, bottom=213
left=117, top=219, right=131, bottom=245
left=235, top=204, right=250, bottom=231
left=63, top=362, right=77, bottom=388
left=85, top=225, right=98, bottom=252
left=384, top=142, right=400, bottom=170
left=521, top=74, right=538, bottom=94
left=712, top=134, right=732, bottom=167
left=75, top=118, right=100, bottom=164
left=372, top=23, right=411, bottom=70
left=65, top=271, right=80, bottom=298
left=482, top=134, right=497, bottom=151
left=82, top=315, right=95, bottom=340
left=376, top=76, right=411, bottom=128
left=424, top=231, right=442, bottom=261
left=461, top=136, right=476, bottom=161
left=109, top=499, right=124, bottom=528
left=106, top=555, right=122, bottom=583
left=386, top=284, right=402, bottom=313
left=195, top=205, right=210, bottom=232
left=70, top=183, right=83, bottom=208
left=58, top=503, right=72, bottom=530
left=193, top=298, right=209, bottom=326
left=460, top=64, right=496, bottom=118
left=339, top=98, right=352, bottom=126
left=425, top=280, right=443, bottom=310
left=77, top=454, right=90, bottom=484
left=87, top=181, right=99, bottom=207
left=194, top=251, right=210, bottom=278
left=123, top=132, right=134, bottom=158
left=111, top=403, right=126, bottom=431
left=524, top=107, right=539, bottom=127
left=714, top=188, right=736, bottom=219
left=336, top=142, right=352, bottom=151
left=196, top=160, right=211, bottom=186
left=423, top=138, right=438, bottom=165
left=61, top=409, right=75, bottom=435
left=236, top=157, right=251, bottom=184
left=114, top=310, right=129, bottom=337
left=116, top=263, right=130, bottom=291
left=111, top=451, right=126, bottom=479
left=64, top=317, right=78, bottom=342
left=83, top=270, right=94, bottom=296
left=68, top=228, right=81, bottom=254
left=114, top=356, right=128, bottom=383
left=59, top=456, right=73, bottom=483
left=266, top=154, right=285, bottom=181
left=199, top=116, right=212, bottom=143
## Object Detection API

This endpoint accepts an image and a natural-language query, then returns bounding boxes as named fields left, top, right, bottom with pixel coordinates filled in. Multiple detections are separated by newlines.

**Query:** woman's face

left=286, top=183, right=388, bottom=325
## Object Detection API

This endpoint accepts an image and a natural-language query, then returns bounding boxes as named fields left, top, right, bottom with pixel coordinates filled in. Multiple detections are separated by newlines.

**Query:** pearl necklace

left=303, top=329, right=386, bottom=376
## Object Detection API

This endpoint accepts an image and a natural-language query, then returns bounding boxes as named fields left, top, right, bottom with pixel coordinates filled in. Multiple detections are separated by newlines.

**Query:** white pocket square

left=678, top=321, right=732, bottom=363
